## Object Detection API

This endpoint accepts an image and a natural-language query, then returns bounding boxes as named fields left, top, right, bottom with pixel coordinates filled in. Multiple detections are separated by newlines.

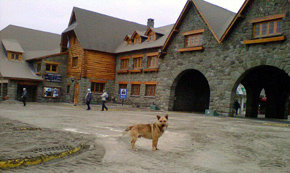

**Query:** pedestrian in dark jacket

left=234, top=100, right=241, bottom=115
left=21, top=88, right=27, bottom=106
left=85, top=89, right=92, bottom=110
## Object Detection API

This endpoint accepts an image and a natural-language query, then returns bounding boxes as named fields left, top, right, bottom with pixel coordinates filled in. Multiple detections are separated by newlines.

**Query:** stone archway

left=169, top=69, right=210, bottom=112
left=231, top=65, right=290, bottom=119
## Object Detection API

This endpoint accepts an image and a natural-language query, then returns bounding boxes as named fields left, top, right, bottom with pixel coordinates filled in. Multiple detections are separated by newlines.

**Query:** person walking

left=21, top=88, right=27, bottom=106
left=85, top=89, right=92, bottom=110
left=101, top=90, right=108, bottom=111
left=234, top=100, right=241, bottom=115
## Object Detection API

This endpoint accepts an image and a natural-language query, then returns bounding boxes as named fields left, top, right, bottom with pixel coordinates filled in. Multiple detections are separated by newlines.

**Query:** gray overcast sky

left=0, top=0, right=245, bottom=34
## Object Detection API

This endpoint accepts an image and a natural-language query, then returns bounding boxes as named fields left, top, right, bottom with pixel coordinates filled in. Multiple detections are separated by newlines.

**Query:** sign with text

left=119, top=89, right=127, bottom=99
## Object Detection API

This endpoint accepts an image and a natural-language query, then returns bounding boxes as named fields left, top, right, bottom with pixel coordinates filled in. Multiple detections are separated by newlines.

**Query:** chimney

left=147, top=18, right=154, bottom=28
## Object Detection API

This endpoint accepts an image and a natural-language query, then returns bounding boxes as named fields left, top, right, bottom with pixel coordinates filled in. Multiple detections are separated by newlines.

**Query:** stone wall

left=157, top=0, right=289, bottom=115
left=115, top=48, right=160, bottom=107
left=31, top=53, right=69, bottom=103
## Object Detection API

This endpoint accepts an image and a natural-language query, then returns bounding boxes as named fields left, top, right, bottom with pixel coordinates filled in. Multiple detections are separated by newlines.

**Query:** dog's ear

left=157, top=115, right=161, bottom=120
left=165, top=114, right=168, bottom=120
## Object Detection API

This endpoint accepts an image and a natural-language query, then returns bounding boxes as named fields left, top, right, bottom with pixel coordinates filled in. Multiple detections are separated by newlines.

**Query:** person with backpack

left=101, top=90, right=108, bottom=111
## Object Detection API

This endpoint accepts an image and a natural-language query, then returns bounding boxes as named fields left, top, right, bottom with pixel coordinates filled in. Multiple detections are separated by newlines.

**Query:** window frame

left=133, top=57, right=142, bottom=69
left=44, top=61, right=60, bottom=73
left=120, top=59, right=129, bottom=69
left=147, top=56, right=158, bottom=68
left=91, top=82, right=105, bottom=93
left=145, top=84, right=156, bottom=97
left=253, top=19, right=282, bottom=38
left=131, top=84, right=141, bottom=96
left=185, top=34, right=203, bottom=48
left=72, top=57, right=78, bottom=68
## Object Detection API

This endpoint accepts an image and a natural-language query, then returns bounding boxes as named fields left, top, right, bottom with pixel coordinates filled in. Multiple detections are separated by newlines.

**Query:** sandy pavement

left=0, top=102, right=289, bottom=173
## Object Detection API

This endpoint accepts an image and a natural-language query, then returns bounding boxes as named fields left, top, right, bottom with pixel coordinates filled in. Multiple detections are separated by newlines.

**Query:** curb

left=0, top=143, right=88, bottom=170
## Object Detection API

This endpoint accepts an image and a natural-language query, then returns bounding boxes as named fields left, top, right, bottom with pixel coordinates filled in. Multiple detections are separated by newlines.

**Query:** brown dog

left=124, top=115, right=168, bottom=151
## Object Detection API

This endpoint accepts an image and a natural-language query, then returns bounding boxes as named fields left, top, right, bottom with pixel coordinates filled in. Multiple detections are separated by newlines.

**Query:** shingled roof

left=62, top=7, right=148, bottom=53
left=0, top=25, right=60, bottom=80
left=115, top=24, right=174, bottom=53
left=162, top=0, right=238, bottom=52
left=193, top=0, right=236, bottom=41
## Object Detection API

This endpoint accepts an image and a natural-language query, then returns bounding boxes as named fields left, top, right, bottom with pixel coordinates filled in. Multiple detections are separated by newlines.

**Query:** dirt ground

left=0, top=102, right=289, bottom=173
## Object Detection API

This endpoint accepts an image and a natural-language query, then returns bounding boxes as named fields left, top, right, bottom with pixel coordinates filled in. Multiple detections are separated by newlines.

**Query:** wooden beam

left=177, top=46, right=204, bottom=52
left=182, top=29, right=205, bottom=36
left=132, top=54, right=144, bottom=58
left=144, top=81, right=158, bottom=85
left=249, top=14, right=286, bottom=24
left=129, top=69, right=142, bottom=73
left=130, top=81, right=141, bottom=84
left=118, top=81, right=128, bottom=84
left=89, top=80, right=108, bottom=83
left=146, top=52, right=159, bottom=57
left=117, top=70, right=129, bottom=74
left=120, top=56, right=130, bottom=60
left=143, top=68, right=159, bottom=72
left=243, top=36, right=285, bottom=45
left=44, top=61, right=61, bottom=65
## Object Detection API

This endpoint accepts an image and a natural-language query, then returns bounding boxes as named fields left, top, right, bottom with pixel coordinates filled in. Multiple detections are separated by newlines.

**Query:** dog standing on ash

left=124, top=115, right=168, bottom=151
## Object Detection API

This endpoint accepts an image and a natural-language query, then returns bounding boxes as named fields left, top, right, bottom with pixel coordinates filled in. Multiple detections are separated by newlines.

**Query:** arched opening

left=231, top=65, right=290, bottom=119
left=170, top=69, right=210, bottom=112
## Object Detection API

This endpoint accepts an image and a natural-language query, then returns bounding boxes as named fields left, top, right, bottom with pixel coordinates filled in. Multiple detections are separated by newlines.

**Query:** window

left=147, top=32, right=156, bottom=41
left=91, top=82, right=105, bottom=93
left=72, top=57, right=78, bottom=67
left=46, top=64, right=58, bottom=73
left=119, top=84, right=127, bottom=94
left=133, top=57, right=142, bottom=69
left=120, top=59, right=129, bottom=69
left=36, top=63, right=41, bottom=72
left=131, top=84, right=140, bottom=96
left=185, top=34, right=203, bottom=47
left=147, top=56, right=158, bottom=68
left=145, top=85, right=156, bottom=96
left=43, top=87, right=60, bottom=98
left=134, top=36, right=141, bottom=44
left=253, top=20, right=282, bottom=38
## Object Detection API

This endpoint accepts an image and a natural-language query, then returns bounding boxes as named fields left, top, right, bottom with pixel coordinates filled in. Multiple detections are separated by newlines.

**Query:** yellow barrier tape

left=263, top=122, right=290, bottom=127
left=0, top=144, right=85, bottom=170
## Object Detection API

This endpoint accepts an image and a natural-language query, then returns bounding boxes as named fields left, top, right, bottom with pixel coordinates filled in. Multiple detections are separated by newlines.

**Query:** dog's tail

left=122, top=126, right=133, bottom=136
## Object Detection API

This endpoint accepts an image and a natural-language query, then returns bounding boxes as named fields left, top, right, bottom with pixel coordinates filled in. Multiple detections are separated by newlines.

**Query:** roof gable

left=62, top=7, right=148, bottom=53
left=161, top=0, right=238, bottom=52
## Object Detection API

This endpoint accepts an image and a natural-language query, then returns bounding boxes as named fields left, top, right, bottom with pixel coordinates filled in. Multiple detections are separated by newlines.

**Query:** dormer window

left=253, top=20, right=282, bottom=38
left=131, top=31, right=146, bottom=44
left=145, top=28, right=157, bottom=42
left=134, top=36, right=141, bottom=44
left=124, top=35, right=132, bottom=45
left=8, top=52, right=22, bottom=61
left=147, top=31, right=156, bottom=41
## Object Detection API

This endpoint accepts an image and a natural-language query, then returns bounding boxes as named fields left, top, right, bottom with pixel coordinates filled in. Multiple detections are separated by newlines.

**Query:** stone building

left=0, top=25, right=62, bottom=102
left=157, top=0, right=289, bottom=119
left=0, top=0, right=289, bottom=119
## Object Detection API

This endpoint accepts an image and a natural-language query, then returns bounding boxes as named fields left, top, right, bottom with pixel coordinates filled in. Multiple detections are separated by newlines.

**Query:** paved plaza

left=0, top=102, right=289, bottom=173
